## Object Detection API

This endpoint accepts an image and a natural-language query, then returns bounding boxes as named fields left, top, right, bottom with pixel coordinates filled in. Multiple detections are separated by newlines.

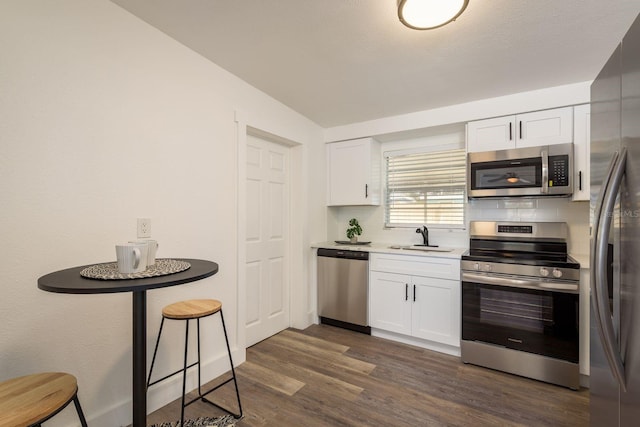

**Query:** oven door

left=462, top=272, right=579, bottom=363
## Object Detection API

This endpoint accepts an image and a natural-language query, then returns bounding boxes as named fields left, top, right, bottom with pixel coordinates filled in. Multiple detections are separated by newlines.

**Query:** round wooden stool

left=0, top=372, right=88, bottom=427
left=147, top=299, right=242, bottom=425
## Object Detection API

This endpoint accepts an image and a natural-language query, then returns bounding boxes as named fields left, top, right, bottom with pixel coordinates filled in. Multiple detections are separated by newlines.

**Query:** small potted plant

left=346, top=218, right=363, bottom=243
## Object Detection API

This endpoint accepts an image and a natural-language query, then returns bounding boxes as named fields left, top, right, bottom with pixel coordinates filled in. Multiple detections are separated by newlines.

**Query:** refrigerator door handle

left=592, top=148, right=627, bottom=391
left=591, top=151, right=618, bottom=317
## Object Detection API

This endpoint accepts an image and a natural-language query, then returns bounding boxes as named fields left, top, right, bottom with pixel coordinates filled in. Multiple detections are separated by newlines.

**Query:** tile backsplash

left=468, top=198, right=590, bottom=257
left=328, top=197, right=590, bottom=258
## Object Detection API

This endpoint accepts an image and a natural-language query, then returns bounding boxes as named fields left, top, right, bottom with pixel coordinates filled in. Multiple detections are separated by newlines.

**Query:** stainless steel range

left=461, top=221, right=580, bottom=390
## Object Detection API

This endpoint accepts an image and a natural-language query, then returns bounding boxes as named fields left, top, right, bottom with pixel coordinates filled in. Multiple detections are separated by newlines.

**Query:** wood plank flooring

left=145, top=324, right=589, bottom=426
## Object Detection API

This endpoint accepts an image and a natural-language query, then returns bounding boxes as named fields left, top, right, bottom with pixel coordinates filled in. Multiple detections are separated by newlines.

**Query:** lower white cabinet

left=369, top=271, right=412, bottom=335
left=411, top=275, right=461, bottom=346
left=369, top=253, right=461, bottom=349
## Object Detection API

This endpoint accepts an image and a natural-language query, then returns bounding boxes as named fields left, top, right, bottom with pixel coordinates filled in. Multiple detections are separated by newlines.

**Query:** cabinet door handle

left=579, top=171, right=583, bottom=191
left=509, top=123, right=512, bottom=141
left=365, top=184, right=369, bottom=198
left=405, top=283, right=408, bottom=301
left=413, top=284, right=416, bottom=302
left=519, top=121, right=523, bottom=139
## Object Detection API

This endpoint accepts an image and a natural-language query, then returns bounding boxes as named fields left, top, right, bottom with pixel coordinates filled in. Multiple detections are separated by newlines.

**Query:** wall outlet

left=137, top=218, right=151, bottom=238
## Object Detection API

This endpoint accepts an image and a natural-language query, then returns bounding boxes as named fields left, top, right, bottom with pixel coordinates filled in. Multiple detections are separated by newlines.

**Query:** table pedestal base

left=132, top=291, right=147, bottom=427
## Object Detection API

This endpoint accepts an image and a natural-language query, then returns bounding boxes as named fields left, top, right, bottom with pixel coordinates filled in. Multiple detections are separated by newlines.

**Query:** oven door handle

left=461, top=272, right=579, bottom=293
left=592, top=148, right=627, bottom=391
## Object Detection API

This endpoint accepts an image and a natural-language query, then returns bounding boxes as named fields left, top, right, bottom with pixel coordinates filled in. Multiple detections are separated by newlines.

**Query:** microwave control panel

left=549, top=155, right=569, bottom=187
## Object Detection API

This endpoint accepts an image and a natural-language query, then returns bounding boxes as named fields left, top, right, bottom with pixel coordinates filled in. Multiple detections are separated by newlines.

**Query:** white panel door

left=572, top=104, right=591, bottom=201
left=245, top=134, right=290, bottom=346
left=466, top=116, right=516, bottom=152
left=411, top=276, right=461, bottom=347
left=369, top=271, right=412, bottom=335
left=326, top=139, right=370, bottom=205
left=515, top=107, right=574, bottom=148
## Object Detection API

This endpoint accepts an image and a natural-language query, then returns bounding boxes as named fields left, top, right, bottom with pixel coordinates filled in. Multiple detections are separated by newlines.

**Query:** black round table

left=38, top=258, right=219, bottom=427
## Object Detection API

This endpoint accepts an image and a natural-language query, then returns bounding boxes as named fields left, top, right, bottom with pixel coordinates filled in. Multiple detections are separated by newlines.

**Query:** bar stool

left=147, top=299, right=243, bottom=425
left=0, top=372, right=88, bottom=427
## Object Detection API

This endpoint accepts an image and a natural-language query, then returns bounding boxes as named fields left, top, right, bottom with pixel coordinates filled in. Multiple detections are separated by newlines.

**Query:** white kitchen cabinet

left=411, top=275, right=461, bottom=347
left=369, top=253, right=461, bottom=350
left=326, top=137, right=380, bottom=206
left=466, top=116, right=515, bottom=152
left=572, top=104, right=591, bottom=201
left=466, top=107, right=574, bottom=152
left=369, top=271, right=412, bottom=335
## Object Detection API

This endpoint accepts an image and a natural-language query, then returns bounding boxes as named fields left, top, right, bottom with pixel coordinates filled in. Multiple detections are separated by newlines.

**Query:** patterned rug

left=150, top=415, right=237, bottom=427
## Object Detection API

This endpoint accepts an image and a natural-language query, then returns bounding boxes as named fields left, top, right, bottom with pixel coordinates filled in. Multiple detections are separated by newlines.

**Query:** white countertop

left=312, top=241, right=588, bottom=266
left=311, top=241, right=467, bottom=259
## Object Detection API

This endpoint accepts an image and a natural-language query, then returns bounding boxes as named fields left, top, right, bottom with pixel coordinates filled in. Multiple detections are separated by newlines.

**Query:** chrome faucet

left=416, top=226, right=429, bottom=246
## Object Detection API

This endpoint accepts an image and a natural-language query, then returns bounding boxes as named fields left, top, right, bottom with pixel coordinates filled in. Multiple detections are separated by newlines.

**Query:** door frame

left=235, top=111, right=304, bottom=355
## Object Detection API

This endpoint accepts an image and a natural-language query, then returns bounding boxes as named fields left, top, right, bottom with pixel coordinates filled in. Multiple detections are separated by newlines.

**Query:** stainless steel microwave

left=467, top=143, right=573, bottom=198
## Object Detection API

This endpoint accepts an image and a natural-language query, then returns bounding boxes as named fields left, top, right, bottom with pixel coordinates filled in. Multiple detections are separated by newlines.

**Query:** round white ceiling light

left=397, top=0, right=469, bottom=30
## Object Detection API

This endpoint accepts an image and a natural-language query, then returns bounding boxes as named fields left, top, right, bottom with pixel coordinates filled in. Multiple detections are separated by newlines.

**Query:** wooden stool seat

left=162, top=299, right=222, bottom=320
left=0, top=372, right=87, bottom=427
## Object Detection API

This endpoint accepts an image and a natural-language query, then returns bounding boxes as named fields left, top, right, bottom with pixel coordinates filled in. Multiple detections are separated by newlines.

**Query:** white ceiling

left=111, top=0, right=640, bottom=128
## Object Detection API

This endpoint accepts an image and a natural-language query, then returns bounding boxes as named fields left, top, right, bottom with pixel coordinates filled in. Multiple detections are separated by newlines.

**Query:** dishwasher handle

left=317, top=248, right=369, bottom=260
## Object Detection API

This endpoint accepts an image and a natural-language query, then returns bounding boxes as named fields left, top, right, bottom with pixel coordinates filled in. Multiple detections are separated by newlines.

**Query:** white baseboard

left=371, top=328, right=461, bottom=357
left=86, top=347, right=244, bottom=427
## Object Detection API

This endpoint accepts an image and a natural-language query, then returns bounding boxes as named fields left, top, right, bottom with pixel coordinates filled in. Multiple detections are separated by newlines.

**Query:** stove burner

left=462, top=221, right=580, bottom=282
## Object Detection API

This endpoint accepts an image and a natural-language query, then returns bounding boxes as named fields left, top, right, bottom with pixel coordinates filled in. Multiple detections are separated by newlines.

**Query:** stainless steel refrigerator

left=590, top=12, right=640, bottom=427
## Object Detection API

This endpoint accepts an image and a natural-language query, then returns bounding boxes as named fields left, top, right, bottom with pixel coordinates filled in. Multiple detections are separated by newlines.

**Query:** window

left=385, top=147, right=466, bottom=228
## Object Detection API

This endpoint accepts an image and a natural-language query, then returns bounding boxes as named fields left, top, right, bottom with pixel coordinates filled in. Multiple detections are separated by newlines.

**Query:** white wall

left=324, top=82, right=591, bottom=143
left=0, top=1, right=324, bottom=426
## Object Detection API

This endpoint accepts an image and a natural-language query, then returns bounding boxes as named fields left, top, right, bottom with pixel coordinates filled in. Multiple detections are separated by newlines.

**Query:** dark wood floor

left=146, top=324, right=589, bottom=426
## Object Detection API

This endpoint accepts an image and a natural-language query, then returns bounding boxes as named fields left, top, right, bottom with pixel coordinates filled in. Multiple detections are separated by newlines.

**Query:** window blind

left=385, top=148, right=466, bottom=228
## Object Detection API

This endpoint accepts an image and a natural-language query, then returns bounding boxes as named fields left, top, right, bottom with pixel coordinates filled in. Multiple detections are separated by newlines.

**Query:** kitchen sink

left=388, top=245, right=453, bottom=253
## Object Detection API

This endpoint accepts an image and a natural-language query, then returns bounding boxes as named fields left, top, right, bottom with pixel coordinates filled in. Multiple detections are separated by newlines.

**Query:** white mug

left=116, top=243, right=148, bottom=273
left=129, top=239, right=159, bottom=266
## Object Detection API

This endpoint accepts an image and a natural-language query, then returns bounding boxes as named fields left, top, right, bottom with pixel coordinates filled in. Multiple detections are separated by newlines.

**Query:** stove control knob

left=473, top=263, right=480, bottom=271
left=552, top=268, right=563, bottom=278
left=540, top=267, right=550, bottom=277
left=484, top=264, right=492, bottom=272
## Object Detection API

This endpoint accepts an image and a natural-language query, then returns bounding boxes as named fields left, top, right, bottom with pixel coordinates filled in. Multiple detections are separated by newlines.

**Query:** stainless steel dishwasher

left=317, top=248, right=370, bottom=334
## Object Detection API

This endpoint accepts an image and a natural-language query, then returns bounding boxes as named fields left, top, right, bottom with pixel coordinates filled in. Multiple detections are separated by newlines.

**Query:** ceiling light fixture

left=397, top=0, right=469, bottom=30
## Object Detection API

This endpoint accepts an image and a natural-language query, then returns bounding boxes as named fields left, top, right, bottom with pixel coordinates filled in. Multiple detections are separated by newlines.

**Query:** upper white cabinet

left=326, top=138, right=380, bottom=206
left=466, top=116, right=514, bottom=152
left=572, top=104, right=591, bottom=201
left=466, top=107, right=574, bottom=152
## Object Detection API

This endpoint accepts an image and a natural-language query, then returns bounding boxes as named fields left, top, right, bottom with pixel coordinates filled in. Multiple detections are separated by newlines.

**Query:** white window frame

left=384, top=143, right=467, bottom=229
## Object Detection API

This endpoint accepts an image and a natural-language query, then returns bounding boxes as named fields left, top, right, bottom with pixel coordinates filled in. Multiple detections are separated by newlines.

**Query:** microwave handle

left=541, top=150, right=549, bottom=193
